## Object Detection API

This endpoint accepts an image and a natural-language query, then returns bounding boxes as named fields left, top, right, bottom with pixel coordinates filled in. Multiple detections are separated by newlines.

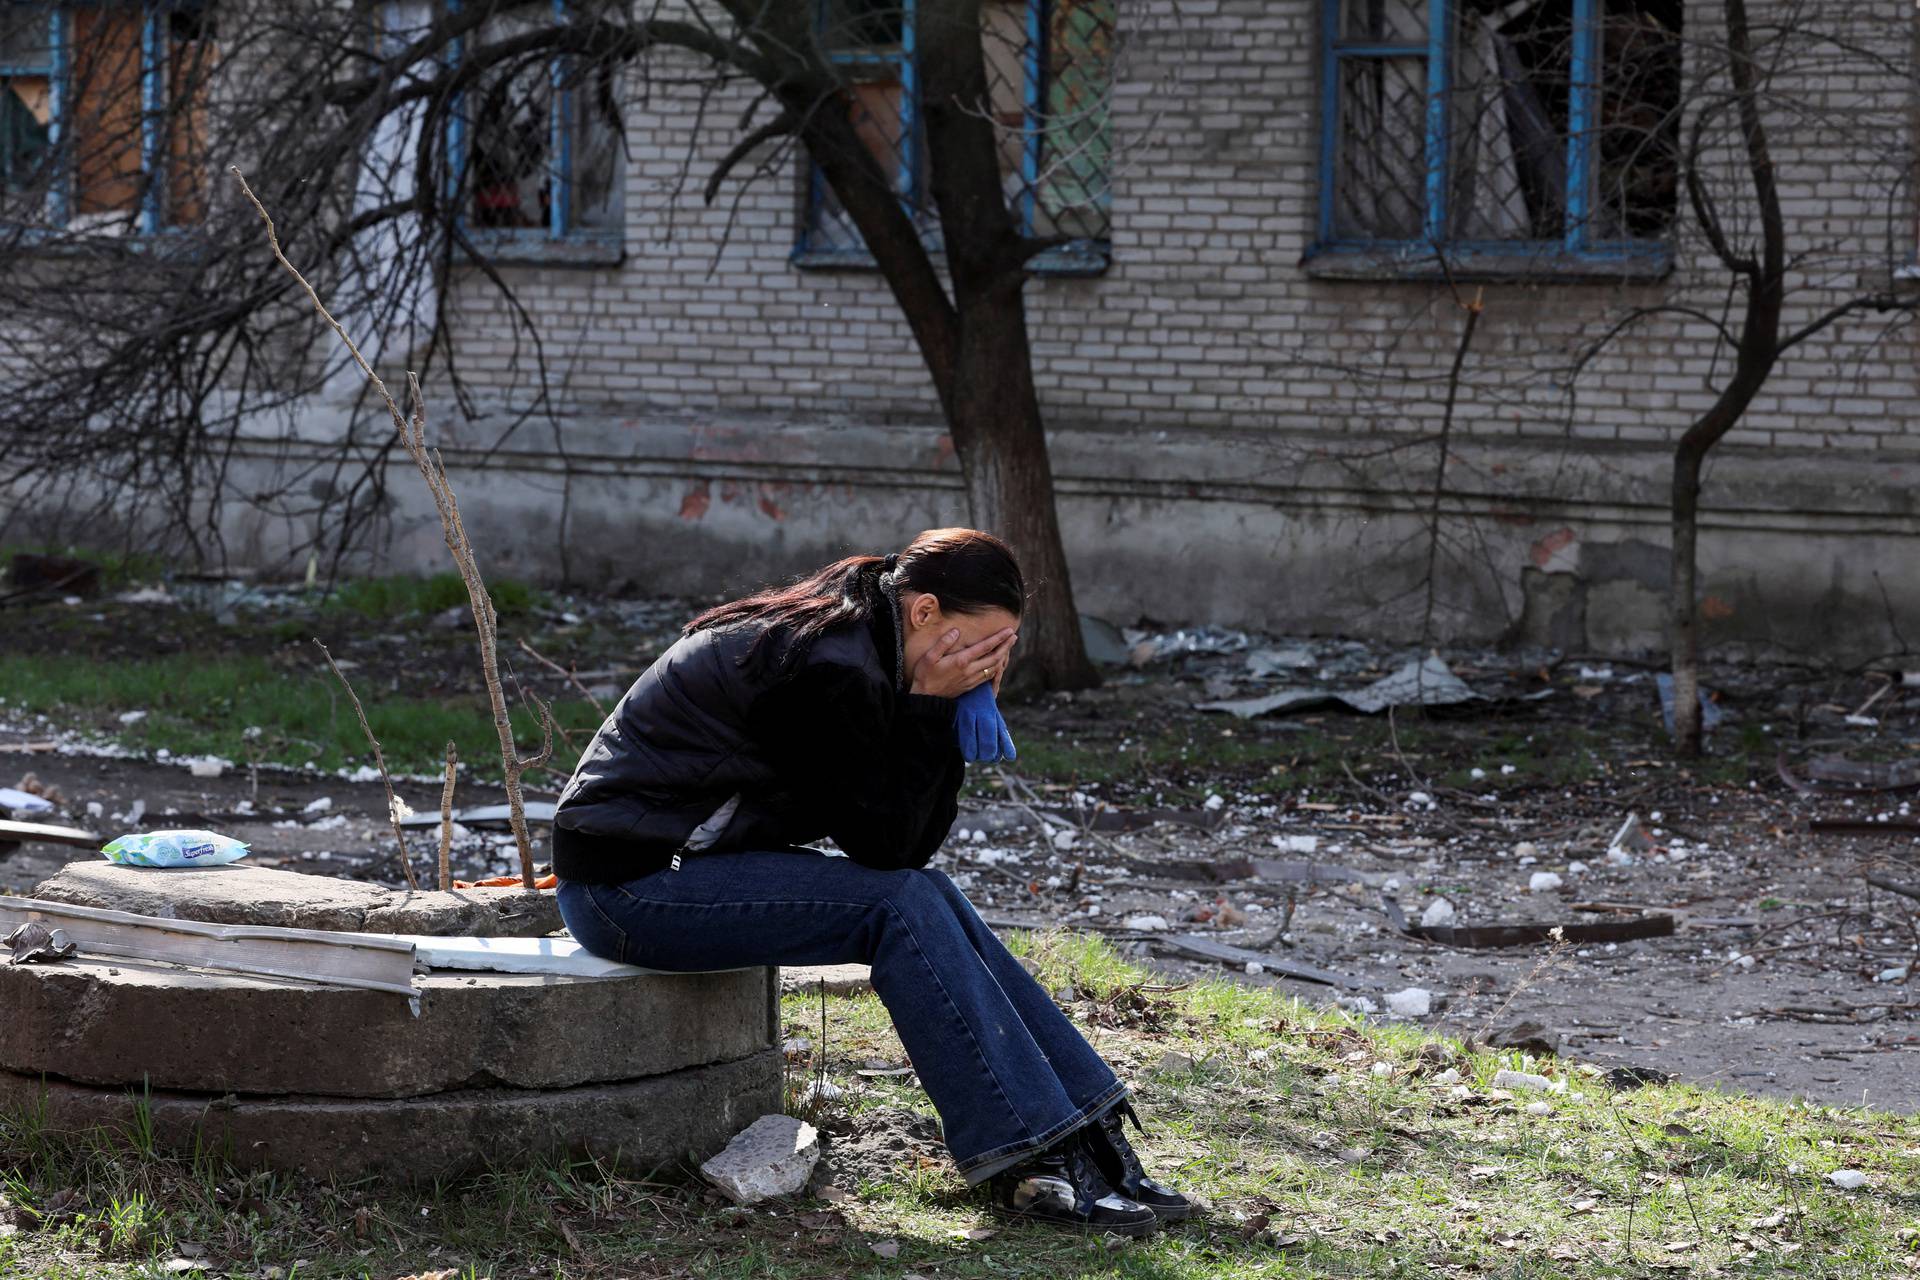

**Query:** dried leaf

left=870, top=1239, right=900, bottom=1259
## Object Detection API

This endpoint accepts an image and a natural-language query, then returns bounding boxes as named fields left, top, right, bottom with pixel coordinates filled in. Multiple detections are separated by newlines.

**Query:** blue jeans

left=557, top=851, right=1127, bottom=1184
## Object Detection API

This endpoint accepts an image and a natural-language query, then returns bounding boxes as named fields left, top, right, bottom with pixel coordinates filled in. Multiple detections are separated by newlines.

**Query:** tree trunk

left=1667, top=0, right=1786, bottom=757
left=895, top=0, right=1098, bottom=692
left=1668, top=452, right=1706, bottom=755
left=950, top=280, right=1099, bottom=694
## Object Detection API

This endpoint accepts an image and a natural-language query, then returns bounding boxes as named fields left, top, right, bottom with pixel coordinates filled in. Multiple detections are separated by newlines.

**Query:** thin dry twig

left=518, top=637, right=611, bottom=718
left=234, top=166, right=540, bottom=888
left=314, top=638, right=417, bottom=890
left=438, top=740, right=458, bottom=892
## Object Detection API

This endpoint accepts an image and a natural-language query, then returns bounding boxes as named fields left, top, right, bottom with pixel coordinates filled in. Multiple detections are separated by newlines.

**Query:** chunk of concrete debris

left=1420, top=899, right=1456, bottom=928
left=1524, top=1101, right=1553, bottom=1117
left=1156, top=1049, right=1196, bottom=1074
left=1488, top=1020, right=1561, bottom=1057
left=700, top=1115, right=821, bottom=1205
left=798, top=1079, right=845, bottom=1107
left=1609, top=813, right=1654, bottom=858
left=1826, top=1169, right=1868, bottom=1191
left=1124, top=913, right=1171, bottom=932
left=1492, top=1068, right=1566, bottom=1095
left=1528, top=872, right=1564, bottom=893
left=1385, top=987, right=1432, bottom=1018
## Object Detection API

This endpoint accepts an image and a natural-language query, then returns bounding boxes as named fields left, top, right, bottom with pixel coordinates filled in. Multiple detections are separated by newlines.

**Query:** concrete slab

left=0, top=955, right=775, bottom=1098
left=31, top=861, right=562, bottom=937
left=779, top=964, right=873, bottom=997
left=0, top=1049, right=783, bottom=1181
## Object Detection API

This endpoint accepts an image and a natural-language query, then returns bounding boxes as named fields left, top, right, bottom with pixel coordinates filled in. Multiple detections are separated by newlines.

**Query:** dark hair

left=685, top=528, right=1025, bottom=670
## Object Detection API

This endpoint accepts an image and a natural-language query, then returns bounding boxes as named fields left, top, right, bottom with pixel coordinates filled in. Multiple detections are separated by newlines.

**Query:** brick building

left=17, top=0, right=1919, bottom=660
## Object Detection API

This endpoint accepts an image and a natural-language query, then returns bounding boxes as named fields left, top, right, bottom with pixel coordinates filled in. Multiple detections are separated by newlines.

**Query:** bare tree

left=0, top=0, right=1113, bottom=691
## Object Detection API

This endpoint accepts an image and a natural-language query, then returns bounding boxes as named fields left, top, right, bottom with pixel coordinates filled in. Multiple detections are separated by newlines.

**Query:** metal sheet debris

left=0, top=895, right=419, bottom=1005
left=1778, top=754, right=1920, bottom=797
left=0, top=819, right=102, bottom=850
left=1153, top=933, right=1368, bottom=989
left=398, top=801, right=557, bottom=831
left=4, top=922, right=76, bottom=965
left=1406, top=914, right=1674, bottom=948
left=1196, top=655, right=1483, bottom=719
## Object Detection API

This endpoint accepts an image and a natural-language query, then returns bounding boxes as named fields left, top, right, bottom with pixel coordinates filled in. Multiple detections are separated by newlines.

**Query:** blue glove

left=954, top=682, right=1018, bottom=763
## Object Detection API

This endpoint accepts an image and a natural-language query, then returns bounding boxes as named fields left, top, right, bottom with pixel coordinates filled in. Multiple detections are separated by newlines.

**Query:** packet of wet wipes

left=100, top=829, right=251, bottom=869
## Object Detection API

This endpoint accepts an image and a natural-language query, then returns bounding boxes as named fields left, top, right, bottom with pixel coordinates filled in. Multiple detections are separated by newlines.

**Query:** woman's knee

left=882, top=866, right=959, bottom=922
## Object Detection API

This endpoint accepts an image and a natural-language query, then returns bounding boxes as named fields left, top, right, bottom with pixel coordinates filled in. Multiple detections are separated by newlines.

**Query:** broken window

left=450, top=0, right=624, bottom=250
left=1, top=9, right=55, bottom=211
left=1, top=1, right=214, bottom=230
left=798, top=0, right=1113, bottom=273
left=1319, top=0, right=1679, bottom=264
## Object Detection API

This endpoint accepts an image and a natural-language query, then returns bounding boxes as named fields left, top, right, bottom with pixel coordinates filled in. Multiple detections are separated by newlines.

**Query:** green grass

left=0, top=651, right=597, bottom=778
left=3, top=934, right=1916, bottom=1277
left=6, top=934, right=1914, bottom=1278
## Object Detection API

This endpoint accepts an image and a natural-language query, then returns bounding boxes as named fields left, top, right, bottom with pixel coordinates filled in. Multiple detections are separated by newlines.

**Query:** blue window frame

left=1, top=1, right=211, bottom=232
left=444, top=0, right=624, bottom=264
left=1311, top=0, right=1676, bottom=279
left=795, top=0, right=1113, bottom=275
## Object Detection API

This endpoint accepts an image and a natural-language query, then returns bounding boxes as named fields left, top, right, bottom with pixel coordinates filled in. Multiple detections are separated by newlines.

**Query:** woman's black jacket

left=551, top=595, right=963, bottom=884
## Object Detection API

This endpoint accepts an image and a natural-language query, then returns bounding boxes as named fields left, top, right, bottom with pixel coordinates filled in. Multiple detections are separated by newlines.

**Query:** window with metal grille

left=796, top=0, right=1113, bottom=275
left=0, top=1, right=214, bottom=231
left=445, top=0, right=624, bottom=264
left=1312, top=0, right=1679, bottom=279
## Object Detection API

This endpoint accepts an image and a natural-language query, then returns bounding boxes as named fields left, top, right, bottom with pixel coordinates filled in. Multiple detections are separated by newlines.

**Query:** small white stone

left=1826, top=1169, right=1867, bottom=1190
left=1470, top=768, right=1487, bottom=780
left=1407, top=791, right=1433, bottom=809
left=1513, top=842, right=1539, bottom=859
left=118, top=710, right=148, bottom=725
left=1203, top=793, right=1224, bottom=811
left=1244, top=961, right=1265, bottom=976
left=1052, top=829, right=1077, bottom=851
left=1124, top=913, right=1170, bottom=932
left=971, top=829, right=987, bottom=844
left=188, top=760, right=224, bottom=779
left=1385, top=987, right=1432, bottom=1018
left=1492, top=1068, right=1565, bottom=1094
left=1875, top=965, right=1910, bottom=983
left=1420, top=899, right=1456, bottom=928
left=303, top=796, right=333, bottom=815
left=1529, top=872, right=1564, bottom=893
left=1371, top=1061, right=1393, bottom=1078
left=1567, top=860, right=1589, bottom=875
left=1524, top=1100, right=1553, bottom=1116
left=1431, top=1068, right=1462, bottom=1086
left=1606, top=849, right=1634, bottom=867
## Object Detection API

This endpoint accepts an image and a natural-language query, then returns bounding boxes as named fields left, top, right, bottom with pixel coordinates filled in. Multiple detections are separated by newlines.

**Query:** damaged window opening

left=0, top=0, right=215, bottom=232
left=795, top=0, right=1114, bottom=276
left=445, top=0, right=624, bottom=263
left=1314, top=0, right=1680, bottom=277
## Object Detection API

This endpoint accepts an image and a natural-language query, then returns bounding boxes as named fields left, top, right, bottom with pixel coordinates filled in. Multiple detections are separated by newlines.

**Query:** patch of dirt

left=811, top=1106, right=948, bottom=1193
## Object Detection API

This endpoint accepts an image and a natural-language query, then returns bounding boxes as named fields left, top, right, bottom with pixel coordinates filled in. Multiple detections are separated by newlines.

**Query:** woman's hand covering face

left=910, top=626, right=1017, bottom=699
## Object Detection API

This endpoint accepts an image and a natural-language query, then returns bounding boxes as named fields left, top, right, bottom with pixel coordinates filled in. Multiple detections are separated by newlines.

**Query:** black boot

left=987, top=1129, right=1159, bottom=1236
left=1086, top=1101, right=1195, bottom=1222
